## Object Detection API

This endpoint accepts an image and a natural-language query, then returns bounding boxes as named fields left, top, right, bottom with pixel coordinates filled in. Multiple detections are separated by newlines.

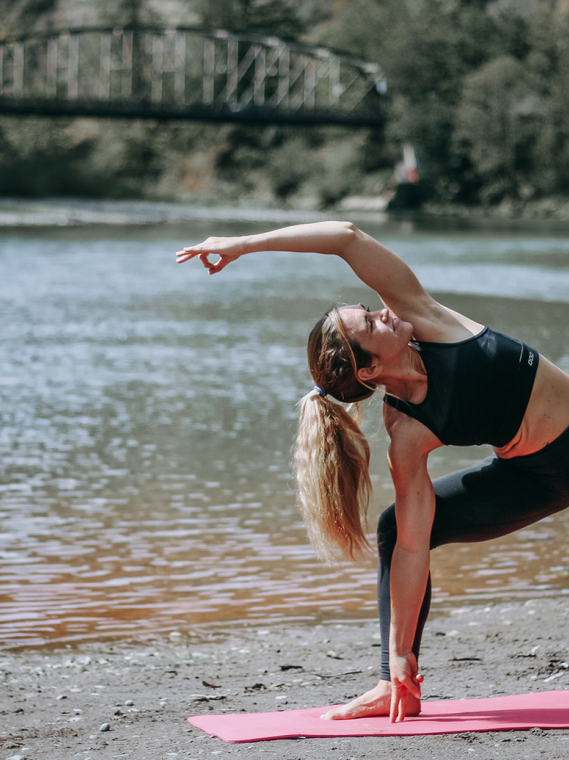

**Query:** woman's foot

left=320, top=679, right=421, bottom=720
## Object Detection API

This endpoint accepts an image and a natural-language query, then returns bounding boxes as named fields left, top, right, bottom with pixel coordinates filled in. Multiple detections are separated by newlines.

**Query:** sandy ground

left=1, top=598, right=569, bottom=760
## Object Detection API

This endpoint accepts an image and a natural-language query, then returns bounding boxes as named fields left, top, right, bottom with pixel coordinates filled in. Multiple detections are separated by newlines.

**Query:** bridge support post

left=122, top=30, right=133, bottom=99
left=13, top=41, right=24, bottom=98
left=203, top=37, right=215, bottom=106
left=68, top=34, right=79, bottom=100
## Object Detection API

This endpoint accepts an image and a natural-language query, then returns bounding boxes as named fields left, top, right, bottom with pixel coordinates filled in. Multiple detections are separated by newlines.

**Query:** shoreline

left=0, top=198, right=333, bottom=229
left=2, top=597, right=568, bottom=759
left=2, top=197, right=569, bottom=231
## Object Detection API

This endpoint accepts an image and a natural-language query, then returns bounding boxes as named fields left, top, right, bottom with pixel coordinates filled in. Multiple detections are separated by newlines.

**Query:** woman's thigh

left=430, top=455, right=568, bottom=549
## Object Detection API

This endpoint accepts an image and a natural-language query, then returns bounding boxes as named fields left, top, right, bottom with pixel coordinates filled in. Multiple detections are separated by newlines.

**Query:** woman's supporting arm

left=387, top=421, right=437, bottom=722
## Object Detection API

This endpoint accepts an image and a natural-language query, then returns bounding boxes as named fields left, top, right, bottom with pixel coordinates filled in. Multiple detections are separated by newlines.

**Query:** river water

left=1, top=205, right=568, bottom=648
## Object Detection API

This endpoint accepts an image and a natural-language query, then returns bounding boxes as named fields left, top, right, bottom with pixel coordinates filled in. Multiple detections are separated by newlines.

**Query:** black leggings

left=377, top=425, right=569, bottom=681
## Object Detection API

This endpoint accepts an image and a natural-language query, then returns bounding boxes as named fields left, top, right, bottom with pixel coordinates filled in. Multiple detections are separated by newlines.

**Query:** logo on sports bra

left=528, top=351, right=534, bottom=366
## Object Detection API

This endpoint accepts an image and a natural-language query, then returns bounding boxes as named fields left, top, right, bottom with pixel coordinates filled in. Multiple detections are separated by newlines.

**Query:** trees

left=318, top=0, right=569, bottom=205
left=454, top=56, right=543, bottom=202
left=317, top=0, right=501, bottom=199
left=2, top=0, right=569, bottom=206
left=452, top=5, right=569, bottom=203
left=536, top=53, right=569, bottom=195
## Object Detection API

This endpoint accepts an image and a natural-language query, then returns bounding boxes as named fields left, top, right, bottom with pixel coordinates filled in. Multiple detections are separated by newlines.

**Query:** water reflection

left=0, top=212, right=568, bottom=648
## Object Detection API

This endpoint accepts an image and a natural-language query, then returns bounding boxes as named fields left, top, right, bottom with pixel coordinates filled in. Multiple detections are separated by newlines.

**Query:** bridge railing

left=0, top=27, right=386, bottom=125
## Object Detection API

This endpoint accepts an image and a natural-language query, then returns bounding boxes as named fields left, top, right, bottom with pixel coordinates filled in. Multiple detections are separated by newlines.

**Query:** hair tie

left=314, top=385, right=327, bottom=398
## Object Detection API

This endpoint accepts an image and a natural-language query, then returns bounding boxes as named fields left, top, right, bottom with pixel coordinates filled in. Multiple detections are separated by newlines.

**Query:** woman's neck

left=382, top=345, right=427, bottom=404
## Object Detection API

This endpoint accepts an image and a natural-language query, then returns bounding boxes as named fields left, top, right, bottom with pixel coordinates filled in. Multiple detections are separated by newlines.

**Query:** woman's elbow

left=342, top=221, right=360, bottom=238
left=332, top=221, right=361, bottom=254
left=394, top=535, right=431, bottom=556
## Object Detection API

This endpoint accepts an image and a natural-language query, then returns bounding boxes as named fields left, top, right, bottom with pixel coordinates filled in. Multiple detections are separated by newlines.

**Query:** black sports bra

left=383, top=327, right=539, bottom=447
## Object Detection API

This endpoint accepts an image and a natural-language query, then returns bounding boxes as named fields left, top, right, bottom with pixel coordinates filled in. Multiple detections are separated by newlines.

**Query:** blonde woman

left=176, top=222, right=569, bottom=723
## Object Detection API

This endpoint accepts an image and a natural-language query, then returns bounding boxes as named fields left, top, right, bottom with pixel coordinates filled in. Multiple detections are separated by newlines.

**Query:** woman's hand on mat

left=176, top=236, right=248, bottom=274
left=319, top=679, right=421, bottom=721
left=389, top=652, right=423, bottom=723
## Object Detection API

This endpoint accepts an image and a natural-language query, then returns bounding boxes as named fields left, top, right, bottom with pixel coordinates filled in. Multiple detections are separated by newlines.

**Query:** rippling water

left=1, top=207, right=568, bottom=648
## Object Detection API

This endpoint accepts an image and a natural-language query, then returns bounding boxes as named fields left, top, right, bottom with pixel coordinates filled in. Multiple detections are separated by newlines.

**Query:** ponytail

left=295, top=390, right=373, bottom=562
left=294, top=305, right=380, bottom=562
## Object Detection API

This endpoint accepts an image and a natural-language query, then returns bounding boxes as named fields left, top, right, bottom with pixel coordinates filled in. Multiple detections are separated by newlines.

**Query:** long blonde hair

left=295, top=307, right=377, bottom=563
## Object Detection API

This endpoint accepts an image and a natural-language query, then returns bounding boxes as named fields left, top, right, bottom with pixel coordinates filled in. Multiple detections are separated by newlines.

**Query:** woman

left=176, top=221, right=569, bottom=723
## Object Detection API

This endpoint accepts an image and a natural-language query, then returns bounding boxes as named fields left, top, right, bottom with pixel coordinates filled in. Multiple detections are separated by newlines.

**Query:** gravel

left=1, top=597, right=568, bottom=759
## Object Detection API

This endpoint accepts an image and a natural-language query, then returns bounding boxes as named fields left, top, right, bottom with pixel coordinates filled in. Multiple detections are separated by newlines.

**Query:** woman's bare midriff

left=494, top=357, right=569, bottom=459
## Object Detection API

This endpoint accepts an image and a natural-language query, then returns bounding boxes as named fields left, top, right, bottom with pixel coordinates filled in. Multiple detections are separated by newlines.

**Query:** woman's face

left=338, top=305, right=413, bottom=367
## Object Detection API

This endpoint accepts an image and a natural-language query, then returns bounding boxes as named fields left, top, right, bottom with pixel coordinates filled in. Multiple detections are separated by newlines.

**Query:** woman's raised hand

left=175, top=236, right=248, bottom=275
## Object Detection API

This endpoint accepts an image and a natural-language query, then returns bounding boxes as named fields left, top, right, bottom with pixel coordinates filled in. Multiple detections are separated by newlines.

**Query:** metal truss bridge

left=0, top=26, right=386, bottom=126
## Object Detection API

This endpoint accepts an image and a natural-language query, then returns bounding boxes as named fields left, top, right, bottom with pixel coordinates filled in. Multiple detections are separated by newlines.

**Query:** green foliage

left=317, top=0, right=502, bottom=190
left=534, top=46, right=569, bottom=195
left=1, top=0, right=58, bottom=36
left=454, top=56, right=543, bottom=202
left=192, top=0, right=308, bottom=36
left=267, top=136, right=313, bottom=200
left=451, top=6, right=569, bottom=202
left=310, top=137, right=366, bottom=208
left=0, top=117, right=170, bottom=198
left=212, top=125, right=370, bottom=207
left=2, top=0, right=569, bottom=206
left=317, top=0, right=569, bottom=204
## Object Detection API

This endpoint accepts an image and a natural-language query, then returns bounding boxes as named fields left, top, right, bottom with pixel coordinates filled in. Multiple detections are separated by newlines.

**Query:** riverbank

left=3, top=196, right=569, bottom=232
left=423, top=197, right=569, bottom=224
left=2, top=597, right=568, bottom=759
left=0, top=198, right=333, bottom=228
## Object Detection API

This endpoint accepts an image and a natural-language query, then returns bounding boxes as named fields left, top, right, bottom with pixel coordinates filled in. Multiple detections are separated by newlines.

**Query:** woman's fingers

left=175, top=250, right=224, bottom=273
left=398, top=693, right=406, bottom=722
left=175, top=246, right=233, bottom=275
left=176, top=235, right=245, bottom=271
left=403, top=675, right=422, bottom=701
left=175, top=247, right=208, bottom=263
left=175, top=243, right=212, bottom=261
left=193, top=253, right=230, bottom=275
left=389, top=684, right=407, bottom=723
left=413, top=673, right=424, bottom=697
left=210, top=258, right=228, bottom=274
left=204, top=255, right=226, bottom=274
left=389, top=669, right=423, bottom=723
left=198, top=252, right=212, bottom=269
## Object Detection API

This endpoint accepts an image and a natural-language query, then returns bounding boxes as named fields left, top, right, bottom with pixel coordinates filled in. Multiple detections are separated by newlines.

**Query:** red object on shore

left=188, top=690, right=569, bottom=743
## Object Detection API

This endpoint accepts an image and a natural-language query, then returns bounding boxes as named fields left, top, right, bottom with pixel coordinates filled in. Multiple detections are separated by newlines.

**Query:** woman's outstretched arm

left=176, top=221, right=434, bottom=320
left=176, top=221, right=356, bottom=267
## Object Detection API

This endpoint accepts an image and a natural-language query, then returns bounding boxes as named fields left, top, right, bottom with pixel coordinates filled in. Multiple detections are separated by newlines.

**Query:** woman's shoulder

left=410, top=301, right=485, bottom=343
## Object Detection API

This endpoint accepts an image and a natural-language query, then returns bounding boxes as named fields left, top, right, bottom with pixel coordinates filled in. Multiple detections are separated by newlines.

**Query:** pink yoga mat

left=188, top=690, right=569, bottom=742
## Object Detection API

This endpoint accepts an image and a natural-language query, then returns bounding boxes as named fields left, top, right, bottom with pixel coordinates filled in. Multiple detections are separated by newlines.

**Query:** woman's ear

left=357, top=359, right=382, bottom=384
